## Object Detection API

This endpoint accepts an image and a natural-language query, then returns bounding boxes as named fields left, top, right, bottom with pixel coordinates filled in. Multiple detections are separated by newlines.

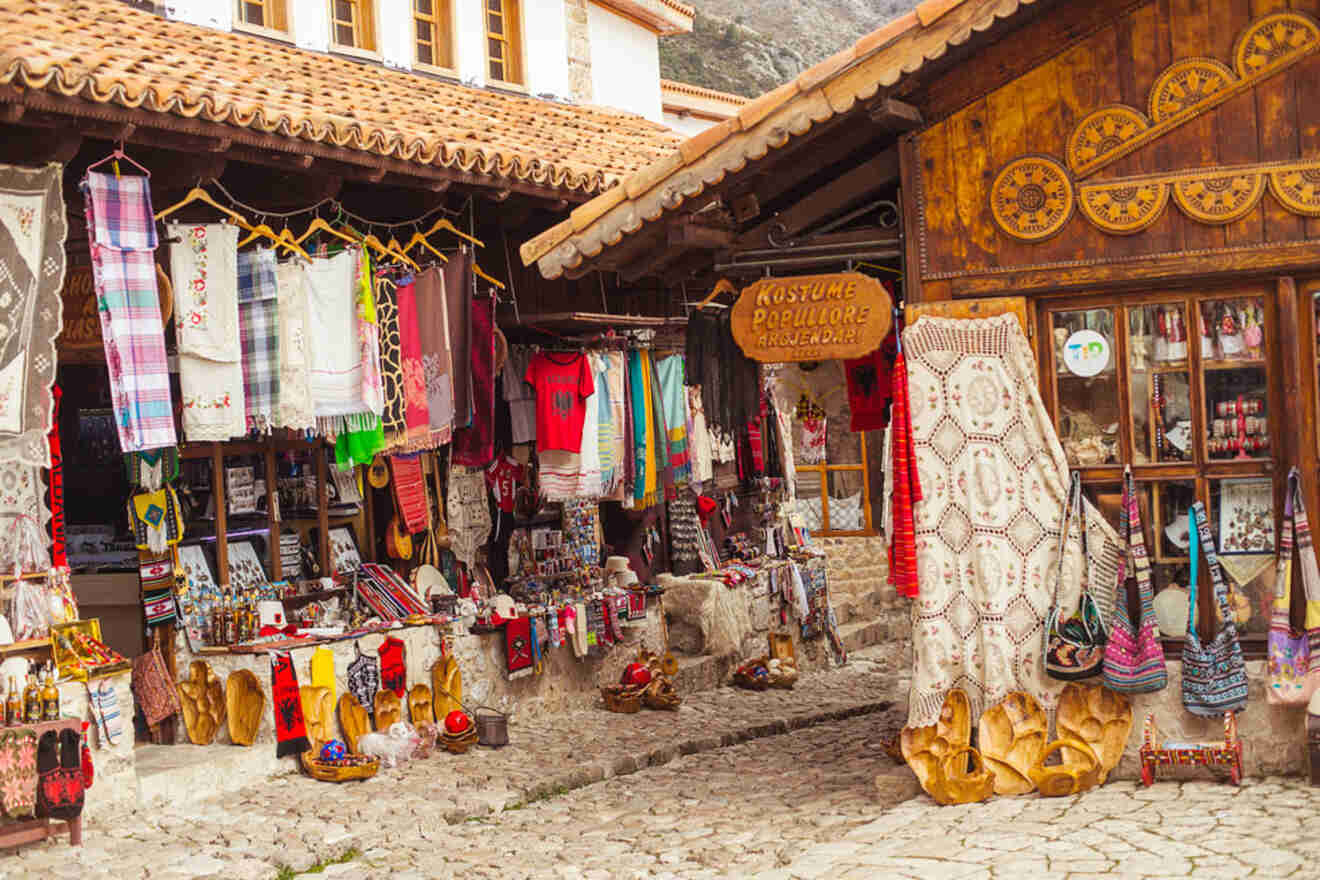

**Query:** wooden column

left=265, top=446, right=281, bottom=580
left=898, top=133, right=927, bottom=305
left=1279, top=277, right=1319, bottom=523
left=211, top=444, right=228, bottom=589
left=316, top=445, right=330, bottom=577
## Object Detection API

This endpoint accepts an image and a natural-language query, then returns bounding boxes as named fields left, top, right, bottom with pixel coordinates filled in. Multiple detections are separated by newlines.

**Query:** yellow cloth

left=640, top=353, right=658, bottom=508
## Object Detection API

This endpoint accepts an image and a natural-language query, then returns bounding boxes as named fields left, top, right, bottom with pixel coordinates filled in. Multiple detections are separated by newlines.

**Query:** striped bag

left=1102, top=467, right=1168, bottom=693
left=1182, top=502, right=1249, bottom=717
left=1267, top=469, right=1320, bottom=705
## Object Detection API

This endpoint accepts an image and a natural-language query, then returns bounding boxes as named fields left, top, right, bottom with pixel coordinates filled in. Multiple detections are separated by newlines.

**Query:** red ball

left=621, top=663, right=652, bottom=687
left=444, top=710, right=471, bottom=735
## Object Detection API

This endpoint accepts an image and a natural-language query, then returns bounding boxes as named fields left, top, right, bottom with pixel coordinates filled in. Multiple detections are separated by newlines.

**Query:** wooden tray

left=338, top=692, right=370, bottom=753
left=1057, top=682, right=1133, bottom=784
left=224, top=669, right=263, bottom=746
left=300, top=686, right=334, bottom=744
left=300, top=750, right=379, bottom=783
left=977, top=691, right=1047, bottom=796
left=900, top=688, right=971, bottom=799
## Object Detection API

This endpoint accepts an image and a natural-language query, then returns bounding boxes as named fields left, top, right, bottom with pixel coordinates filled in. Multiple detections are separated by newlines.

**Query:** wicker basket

left=767, top=668, right=799, bottom=690
left=300, top=750, right=380, bottom=783
left=441, top=726, right=479, bottom=754
left=642, top=677, right=681, bottom=711
left=601, top=684, right=644, bottom=713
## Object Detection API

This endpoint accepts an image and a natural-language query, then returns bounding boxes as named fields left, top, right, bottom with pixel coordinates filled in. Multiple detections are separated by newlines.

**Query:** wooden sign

left=60, top=265, right=102, bottom=349
left=730, top=272, right=892, bottom=362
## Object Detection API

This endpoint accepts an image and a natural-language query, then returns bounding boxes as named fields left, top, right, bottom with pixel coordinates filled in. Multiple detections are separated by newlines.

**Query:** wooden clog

left=1056, top=682, right=1133, bottom=784
left=1029, top=737, right=1102, bottom=797
left=978, top=691, right=1048, bottom=795
left=374, top=689, right=401, bottom=730
left=300, top=686, right=334, bottom=744
left=224, top=669, right=263, bottom=746
left=930, top=747, right=996, bottom=806
left=409, top=683, right=435, bottom=725
left=900, top=688, right=972, bottom=799
left=338, top=692, right=370, bottom=752
left=431, top=656, right=462, bottom=721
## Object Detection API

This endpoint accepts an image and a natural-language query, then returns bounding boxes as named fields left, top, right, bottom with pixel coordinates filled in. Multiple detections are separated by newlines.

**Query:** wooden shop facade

left=522, top=0, right=1320, bottom=652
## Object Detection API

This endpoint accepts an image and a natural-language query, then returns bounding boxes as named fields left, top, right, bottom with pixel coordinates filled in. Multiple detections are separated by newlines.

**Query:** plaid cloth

left=82, top=172, right=176, bottom=452
left=237, top=249, right=280, bottom=434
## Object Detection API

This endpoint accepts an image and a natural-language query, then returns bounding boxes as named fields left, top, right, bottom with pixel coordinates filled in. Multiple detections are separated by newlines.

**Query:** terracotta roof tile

left=0, top=0, right=681, bottom=197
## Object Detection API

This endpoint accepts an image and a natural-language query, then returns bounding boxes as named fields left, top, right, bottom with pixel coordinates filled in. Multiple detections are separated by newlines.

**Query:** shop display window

left=1042, top=286, right=1277, bottom=653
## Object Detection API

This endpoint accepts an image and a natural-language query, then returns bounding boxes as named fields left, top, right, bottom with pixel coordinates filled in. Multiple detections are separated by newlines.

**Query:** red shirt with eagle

left=525, top=352, right=595, bottom=453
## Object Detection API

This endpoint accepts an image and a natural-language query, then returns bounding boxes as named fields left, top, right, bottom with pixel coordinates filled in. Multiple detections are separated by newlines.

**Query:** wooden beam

left=868, top=97, right=923, bottom=131
left=486, top=189, right=512, bottom=202
left=666, top=220, right=734, bottom=250
left=739, top=146, right=900, bottom=247
left=731, top=192, right=760, bottom=224
left=229, top=146, right=315, bottom=170
left=0, top=128, right=81, bottom=164
left=898, top=133, right=924, bottom=304
left=152, top=155, right=228, bottom=188
left=0, top=104, right=24, bottom=123
left=620, top=244, right=692, bottom=283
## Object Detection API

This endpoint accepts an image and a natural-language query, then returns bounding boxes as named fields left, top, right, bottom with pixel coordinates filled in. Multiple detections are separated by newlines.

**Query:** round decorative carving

left=1066, top=105, right=1150, bottom=174
left=1269, top=163, right=1320, bottom=217
left=989, top=156, right=1075, bottom=241
left=1233, top=11, right=1320, bottom=79
left=1171, top=171, right=1266, bottom=224
left=1148, top=58, right=1236, bottom=122
left=1077, top=180, right=1170, bottom=235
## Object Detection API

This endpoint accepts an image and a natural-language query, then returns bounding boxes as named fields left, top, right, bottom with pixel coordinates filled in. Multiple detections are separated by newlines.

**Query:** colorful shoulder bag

left=1045, top=473, right=1108, bottom=680
left=1267, top=469, right=1320, bottom=705
left=1102, top=467, right=1168, bottom=693
left=1182, top=501, right=1249, bottom=716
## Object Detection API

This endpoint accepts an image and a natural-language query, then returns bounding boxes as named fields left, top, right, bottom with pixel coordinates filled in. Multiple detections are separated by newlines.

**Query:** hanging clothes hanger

left=275, top=224, right=311, bottom=260
left=153, top=186, right=255, bottom=229
left=294, top=216, right=361, bottom=250
left=383, top=233, right=421, bottom=272
left=472, top=262, right=506, bottom=291
left=423, top=216, right=484, bottom=248
left=237, top=221, right=311, bottom=261
left=86, top=145, right=152, bottom=179
left=402, top=228, right=449, bottom=264
left=693, top=278, right=738, bottom=310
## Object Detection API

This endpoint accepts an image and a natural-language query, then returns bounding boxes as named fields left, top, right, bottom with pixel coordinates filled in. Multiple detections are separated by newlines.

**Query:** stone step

left=838, top=618, right=890, bottom=653
left=136, top=739, right=292, bottom=807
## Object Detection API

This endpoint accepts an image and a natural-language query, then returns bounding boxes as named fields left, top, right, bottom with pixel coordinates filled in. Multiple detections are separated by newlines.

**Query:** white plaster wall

left=523, top=0, right=572, bottom=99
left=662, top=111, right=715, bottom=138
left=587, top=3, right=662, bottom=121
left=377, top=0, right=414, bottom=68
left=454, top=0, right=489, bottom=85
left=164, top=1, right=231, bottom=29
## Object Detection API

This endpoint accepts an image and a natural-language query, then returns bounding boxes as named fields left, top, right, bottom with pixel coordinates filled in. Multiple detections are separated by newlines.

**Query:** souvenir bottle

left=4, top=676, right=18, bottom=726
left=24, top=671, right=41, bottom=724
left=0, top=679, right=6, bottom=726
left=41, top=663, right=59, bottom=721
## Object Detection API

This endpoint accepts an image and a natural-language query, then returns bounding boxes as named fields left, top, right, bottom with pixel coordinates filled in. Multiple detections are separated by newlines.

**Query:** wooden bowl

left=374, top=689, right=402, bottom=730
left=1056, top=682, right=1132, bottom=784
left=930, top=747, right=996, bottom=806
left=1029, top=737, right=1102, bottom=797
left=338, top=692, right=370, bottom=753
left=978, top=691, right=1048, bottom=795
left=900, top=688, right=972, bottom=799
left=409, top=683, right=435, bottom=725
left=300, top=686, right=334, bottom=744
left=301, top=750, right=379, bottom=783
left=225, top=669, right=263, bottom=747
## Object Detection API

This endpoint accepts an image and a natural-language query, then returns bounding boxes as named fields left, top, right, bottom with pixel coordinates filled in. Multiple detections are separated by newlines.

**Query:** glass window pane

left=1128, top=304, right=1192, bottom=464
left=488, top=0, right=502, bottom=11
left=1200, top=296, right=1269, bottom=460
left=1150, top=480, right=1197, bottom=641
left=418, top=43, right=433, bottom=65
left=336, top=23, right=355, bottom=45
left=489, top=37, right=503, bottom=59
left=1209, top=477, right=1276, bottom=636
left=793, top=470, right=824, bottom=533
left=1051, top=308, right=1119, bottom=466
left=489, top=60, right=504, bottom=81
left=1199, top=297, right=1266, bottom=363
left=827, top=470, right=866, bottom=531
left=416, top=20, right=430, bottom=40
left=243, top=2, right=265, bottom=26
left=488, top=12, right=503, bottom=34
left=335, top=1, right=353, bottom=20
left=416, top=0, right=432, bottom=14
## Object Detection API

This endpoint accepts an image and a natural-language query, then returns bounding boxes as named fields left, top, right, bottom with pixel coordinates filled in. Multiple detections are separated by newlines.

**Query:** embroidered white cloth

left=577, top=353, right=602, bottom=498
left=274, top=260, right=315, bottom=432
left=445, top=464, right=491, bottom=569
left=168, top=223, right=246, bottom=442
left=903, top=314, right=1121, bottom=728
left=0, top=163, right=64, bottom=467
left=303, top=250, right=368, bottom=431
left=0, top=461, right=50, bottom=574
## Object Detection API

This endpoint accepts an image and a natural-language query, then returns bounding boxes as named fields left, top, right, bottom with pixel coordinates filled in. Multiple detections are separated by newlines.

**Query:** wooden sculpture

left=299, top=686, right=334, bottom=744
left=431, top=656, right=462, bottom=721
left=224, top=668, right=263, bottom=746
left=1057, top=682, right=1133, bottom=784
left=978, top=691, right=1048, bottom=795
left=409, top=684, right=434, bottom=725
left=1029, top=738, right=1102, bottom=797
left=932, top=748, right=996, bottom=806
left=900, top=688, right=971, bottom=798
left=178, top=660, right=225, bottom=745
left=374, top=689, right=401, bottom=730
left=338, top=692, right=370, bottom=752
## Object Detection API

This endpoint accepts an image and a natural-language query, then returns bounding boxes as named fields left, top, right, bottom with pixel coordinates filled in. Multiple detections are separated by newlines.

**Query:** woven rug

left=903, top=314, right=1121, bottom=728
left=0, top=163, right=64, bottom=467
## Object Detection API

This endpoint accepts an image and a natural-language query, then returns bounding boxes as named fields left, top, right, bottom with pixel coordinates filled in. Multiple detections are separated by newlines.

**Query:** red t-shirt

left=485, top=455, right=525, bottom=513
left=525, top=352, right=595, bottom=453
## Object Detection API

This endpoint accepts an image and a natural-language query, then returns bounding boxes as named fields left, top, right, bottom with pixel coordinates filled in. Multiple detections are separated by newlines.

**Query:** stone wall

left=564, top=0, right=593, bottom=102
left=63, top=670, right=136, bottom=820
left=817, top=534, right=910, bottom=680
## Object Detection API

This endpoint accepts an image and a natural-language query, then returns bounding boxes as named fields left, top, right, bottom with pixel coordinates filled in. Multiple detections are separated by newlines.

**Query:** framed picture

left=328, top=525, right=361, bottom=573
left=226, top=539, right=269, bottom=591
left=1218, top=478, right=1275, bottom=555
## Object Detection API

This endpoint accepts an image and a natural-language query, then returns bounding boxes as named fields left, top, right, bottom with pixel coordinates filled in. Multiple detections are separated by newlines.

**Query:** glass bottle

left=4, top=676, right=19, bottom=726
left=23, top=671, right=41, bottom=724
left=41, top=664, right=59, bottom=721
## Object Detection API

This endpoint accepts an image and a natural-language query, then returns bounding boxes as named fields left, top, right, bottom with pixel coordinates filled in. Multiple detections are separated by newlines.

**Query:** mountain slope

left=659, top=1, right=921, bottom=98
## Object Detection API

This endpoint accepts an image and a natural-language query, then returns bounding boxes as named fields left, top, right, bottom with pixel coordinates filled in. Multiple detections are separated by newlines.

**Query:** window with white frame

left=414, top=0, right=454, bottom=70
left=330, top=0, right=377, bottom=52
left=235, top=0, right=289, bottom=34
left=484, top=0, right=524, bottom=85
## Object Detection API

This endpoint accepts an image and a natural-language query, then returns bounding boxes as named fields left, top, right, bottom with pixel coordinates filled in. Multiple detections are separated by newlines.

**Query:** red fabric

left=485, top=455, right=524, bottom=513
left=394, top=278, right=431, bottom=448
left=525, top=351, right=595, bottom=453
left=47, top=385, right=66, bottom=568
left=453, top=294, right=497, bottom=467
left=504, top=616, right=533, bottom=678
left=845, top=327, right=898, bottom=432
left=270, top=650, right=311, bottom=757
left=389, top=455, right=430, bottom=533
left=379, top=636, right=407, bottom=697
left=887, top=348, right=922, bottom=598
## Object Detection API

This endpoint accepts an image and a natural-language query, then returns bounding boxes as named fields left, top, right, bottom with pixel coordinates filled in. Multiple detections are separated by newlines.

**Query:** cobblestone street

left=4, top=649, right=1318, bottom=879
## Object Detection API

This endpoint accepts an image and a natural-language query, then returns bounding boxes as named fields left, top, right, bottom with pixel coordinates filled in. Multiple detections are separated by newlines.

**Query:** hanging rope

left=206, top=178, right=469, bottom=229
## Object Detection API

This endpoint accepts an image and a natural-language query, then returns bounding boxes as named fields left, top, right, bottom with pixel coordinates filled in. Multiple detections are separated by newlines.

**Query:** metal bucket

left=474, top=708, right=509, bottom=748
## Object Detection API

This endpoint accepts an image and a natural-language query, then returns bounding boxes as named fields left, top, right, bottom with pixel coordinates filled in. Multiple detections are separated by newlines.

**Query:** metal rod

left=729, top=238, right=900, bottom=259
left=714, top=249, right=901, bottom=273
left=814, top=199, right=900, bottom=236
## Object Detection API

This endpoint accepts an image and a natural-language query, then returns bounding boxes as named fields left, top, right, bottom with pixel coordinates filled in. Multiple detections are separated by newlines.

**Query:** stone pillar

left=565, top=0, right=593, bottom=103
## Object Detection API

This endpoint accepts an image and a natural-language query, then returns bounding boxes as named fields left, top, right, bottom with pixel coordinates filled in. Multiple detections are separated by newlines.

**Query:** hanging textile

left=82, top=171, right=176, bottom=453
left=446, top=464, right=491, bottom=569
left=577, top=353, right=602, bottom=498
left=389, top=454, right=430, bottom=533
left=687, top=387, right=714, bottom=487
left=131, top=645, right=179, bottom=727
left=603, top=352, right=627, bottom=497
left=394, top=275, right=432, bottom=450
left=273, top=261, right=316, bottom=433
left=375, top=276, right=408, bottom=449
left=139, top=554, right=177, bottom=628
left=0, top=729, right=38, bottom=819
left=236, top=248, right=280, bottom=434
left=47, top=385, right=66, bottom=569
left=504, top=616, right=535, bottom=680
left=168, top=223, right=246, bottom=442
left=379, top=636, right=407, bottom=697
left=503, top=345, right=536, bottom=446
left=844, top=326, right=898, bottom=432
left=903, top=314, right=1122, bottom=728
left=0, top=163, right=64, bottom=467
left=453, top=293, right=496, bottom=467
left=269, top=650, right=311, bottom=758
left=345, top=645, right=380, bottom=722
left=303, top=249, right=371, bottom=433
left=886, top=344, right=921, bottom=599
left=630, top=349, right=659, bottom=507
left=414, top=266, right=454, bottom=445
left=0, top=461, right=51, bottom=574
left=645, top=350, right=676, bottom=502
left=443, top=250, right=473, bottom=430
left=655, top=355, right=691, bottom=487
left=684, top=309, right=758, bottom=435
left=526, top=351, right=595, bottom=453
left=594, top=354, right=616, bottom=495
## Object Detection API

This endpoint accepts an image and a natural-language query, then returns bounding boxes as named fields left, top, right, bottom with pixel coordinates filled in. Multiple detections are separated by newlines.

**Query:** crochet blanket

left=903, top=314, right=1121, bottom=728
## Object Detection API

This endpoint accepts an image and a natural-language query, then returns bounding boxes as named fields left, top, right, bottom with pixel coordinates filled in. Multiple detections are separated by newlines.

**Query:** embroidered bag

left=127, top=486, right=185, bottom=554
left=1182, top=501, right=1249, bottom=716
left=1102, top=467, right=1168, bottom=693
left=1045, top=473, right=1107, bottom=680
left=1267, top=469, right=1320, bottom=705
